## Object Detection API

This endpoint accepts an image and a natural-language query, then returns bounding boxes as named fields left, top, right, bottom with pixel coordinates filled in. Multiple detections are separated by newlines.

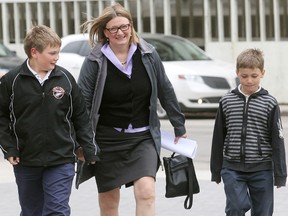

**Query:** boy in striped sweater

left=210, top=48, right=287, bottom=216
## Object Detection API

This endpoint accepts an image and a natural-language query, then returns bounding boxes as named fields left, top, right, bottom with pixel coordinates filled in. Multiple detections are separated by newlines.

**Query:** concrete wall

left=205, top=41, right=288, bottom=103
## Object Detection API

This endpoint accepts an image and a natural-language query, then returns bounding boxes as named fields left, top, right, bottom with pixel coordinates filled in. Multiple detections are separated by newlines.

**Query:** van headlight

left=178, top=74, right=204, bottom=83
left=0, top=68, right=9, bottom=74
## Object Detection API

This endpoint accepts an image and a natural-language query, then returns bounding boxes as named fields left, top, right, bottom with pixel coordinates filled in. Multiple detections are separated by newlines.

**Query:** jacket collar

left=19, top=59, right=63, bottom=78
left=87, top=36, right=155, bottom=62
left=232, top=85, right=269, bottom=98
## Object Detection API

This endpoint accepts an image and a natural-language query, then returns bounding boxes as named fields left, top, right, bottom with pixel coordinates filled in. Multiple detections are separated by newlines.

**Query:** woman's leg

left=98, top=188, right=120, bottom=216
left=134, top=176, right=155, bottom=216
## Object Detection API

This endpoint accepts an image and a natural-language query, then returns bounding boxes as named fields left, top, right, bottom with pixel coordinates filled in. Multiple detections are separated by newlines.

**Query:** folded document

left=161, top=129, right=198, bottom=159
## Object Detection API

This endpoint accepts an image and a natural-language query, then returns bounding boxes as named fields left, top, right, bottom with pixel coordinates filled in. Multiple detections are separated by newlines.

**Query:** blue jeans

left=221, top=168, right=274, bottom=216
left=14, top=163, right=75, bottom=216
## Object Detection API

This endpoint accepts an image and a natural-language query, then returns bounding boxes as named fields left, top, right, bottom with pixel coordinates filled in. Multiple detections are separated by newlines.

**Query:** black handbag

left=163, top=153, right=200, bottom=209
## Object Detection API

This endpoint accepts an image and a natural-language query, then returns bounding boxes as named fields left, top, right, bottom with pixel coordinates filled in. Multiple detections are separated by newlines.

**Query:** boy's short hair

left=24, top=25, right=61, bottom=58
left=236, top=48, right=264, bottom=71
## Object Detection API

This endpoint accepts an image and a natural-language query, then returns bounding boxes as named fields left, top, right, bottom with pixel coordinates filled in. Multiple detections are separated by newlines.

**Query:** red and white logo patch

left=52, top=86, right=65, bottom=99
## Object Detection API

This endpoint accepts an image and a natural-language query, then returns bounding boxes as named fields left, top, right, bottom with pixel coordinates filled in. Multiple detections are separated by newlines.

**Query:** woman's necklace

left=121, top=61, right=127, bottom=65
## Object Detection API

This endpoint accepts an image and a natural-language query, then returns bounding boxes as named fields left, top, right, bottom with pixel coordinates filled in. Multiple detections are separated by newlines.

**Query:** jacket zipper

left=241, top=96, right=249, bottom=162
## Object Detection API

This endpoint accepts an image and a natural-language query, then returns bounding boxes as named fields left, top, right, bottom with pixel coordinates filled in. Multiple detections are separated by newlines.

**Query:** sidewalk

left=1, top=105, right=288, bottom=215
left=280, top=104, right=288, bottom=116
left=1, top=158, right=287, bottom=216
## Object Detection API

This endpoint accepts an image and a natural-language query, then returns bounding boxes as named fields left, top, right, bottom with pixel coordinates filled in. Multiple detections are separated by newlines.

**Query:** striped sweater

left=210, top=87, right=287, bottom=186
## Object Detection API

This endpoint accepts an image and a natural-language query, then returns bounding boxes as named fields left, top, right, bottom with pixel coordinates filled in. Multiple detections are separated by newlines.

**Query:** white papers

left=161, top=129, right=198, bottom=159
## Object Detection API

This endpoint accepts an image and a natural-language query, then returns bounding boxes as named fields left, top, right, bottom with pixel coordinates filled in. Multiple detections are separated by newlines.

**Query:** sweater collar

left=101, top=43, right=137, bottom=78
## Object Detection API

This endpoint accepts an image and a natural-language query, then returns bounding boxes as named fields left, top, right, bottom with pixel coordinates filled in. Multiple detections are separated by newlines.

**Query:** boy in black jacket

left=0, top=25, right=99, bottom=216
left=210, top=48, right=287, bottom=216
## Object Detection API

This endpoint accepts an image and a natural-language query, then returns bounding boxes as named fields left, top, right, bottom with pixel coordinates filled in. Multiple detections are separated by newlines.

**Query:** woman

left=77, top=3, right=187, bottom=216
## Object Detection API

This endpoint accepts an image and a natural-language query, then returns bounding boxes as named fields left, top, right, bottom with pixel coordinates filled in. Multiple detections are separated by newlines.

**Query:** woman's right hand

left=75, top=147, right=85, bottom=161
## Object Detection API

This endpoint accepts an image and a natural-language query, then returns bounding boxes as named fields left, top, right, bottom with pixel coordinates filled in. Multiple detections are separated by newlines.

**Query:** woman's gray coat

left=75, top=38, right=186, bottom=188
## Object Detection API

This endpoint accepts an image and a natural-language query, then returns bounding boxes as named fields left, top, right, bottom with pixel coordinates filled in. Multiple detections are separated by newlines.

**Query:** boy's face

left=31, top=45, right=60, bottom=73
left=236, top=67, right=265, bottom=96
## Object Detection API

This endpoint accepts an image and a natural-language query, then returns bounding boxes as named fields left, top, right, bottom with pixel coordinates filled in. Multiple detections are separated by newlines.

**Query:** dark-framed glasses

left=106, top=24, right=130, bottom=34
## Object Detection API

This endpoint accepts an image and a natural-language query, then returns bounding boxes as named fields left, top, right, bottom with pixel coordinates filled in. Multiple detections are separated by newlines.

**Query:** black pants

left=14, top=163, right=75, bottom=216
left=221, top=168, right=273, bottom=216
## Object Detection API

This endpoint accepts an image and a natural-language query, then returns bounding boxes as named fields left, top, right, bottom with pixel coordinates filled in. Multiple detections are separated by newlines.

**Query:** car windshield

left=144, top=37, right=211, bottom=61
left=0, top=43, right=14, bottom=57
left=61, top=40, right=91, bottom=57
left=60, top=35, right=212, bottom=62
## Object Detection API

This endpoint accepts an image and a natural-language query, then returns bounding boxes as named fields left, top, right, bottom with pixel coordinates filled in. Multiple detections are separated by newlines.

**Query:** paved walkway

left=1, top=157, right=287, bottom=216
left=1, top=105, right=288, bottom=215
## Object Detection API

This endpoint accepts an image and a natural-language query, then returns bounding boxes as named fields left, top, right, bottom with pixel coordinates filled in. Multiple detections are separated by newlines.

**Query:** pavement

left=1, top=158, right=288, bottom=216
left=280, top=104, right=288, bottom=116
left=1, top=105, right=288, bottom=215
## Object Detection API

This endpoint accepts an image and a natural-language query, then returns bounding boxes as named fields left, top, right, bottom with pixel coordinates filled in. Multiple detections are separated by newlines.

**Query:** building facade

left=1, top=0, right=288, bottom=102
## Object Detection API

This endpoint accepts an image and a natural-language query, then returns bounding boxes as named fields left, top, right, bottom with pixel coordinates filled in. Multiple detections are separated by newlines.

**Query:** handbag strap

left=184, top=158, right=194, bottom=209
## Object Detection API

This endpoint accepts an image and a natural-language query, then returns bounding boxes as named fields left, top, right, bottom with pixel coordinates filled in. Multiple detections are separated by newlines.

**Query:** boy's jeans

left=14, top=163, right=75, bottom=216
left=221, top=168, right=273, bottom=216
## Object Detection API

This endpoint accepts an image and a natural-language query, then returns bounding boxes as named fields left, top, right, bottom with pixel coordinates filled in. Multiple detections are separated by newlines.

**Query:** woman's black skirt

left=94, top=125, right=159, bottom=193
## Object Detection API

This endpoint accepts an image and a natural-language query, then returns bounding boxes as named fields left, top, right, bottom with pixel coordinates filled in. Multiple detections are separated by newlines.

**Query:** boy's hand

left=8, top=156, right=20, bottom=165
left=75, top=147, right=85, bottom=161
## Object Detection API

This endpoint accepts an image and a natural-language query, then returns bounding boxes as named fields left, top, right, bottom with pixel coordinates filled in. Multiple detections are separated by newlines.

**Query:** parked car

left=58, top=33, right=238, bottom=118
left=0, top=43, right=23, bottom=78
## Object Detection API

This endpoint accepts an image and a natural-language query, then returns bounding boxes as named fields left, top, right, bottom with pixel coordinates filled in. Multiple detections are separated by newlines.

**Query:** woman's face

left=104, top=16, right=131, bottom=47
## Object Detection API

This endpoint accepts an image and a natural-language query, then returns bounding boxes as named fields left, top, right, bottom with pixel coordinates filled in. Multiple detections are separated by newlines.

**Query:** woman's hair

left=24, top=25, right=61, bottom=58
left=81, top=3, right=139, bottom=47
left=236, top=48, right=264, bottom=71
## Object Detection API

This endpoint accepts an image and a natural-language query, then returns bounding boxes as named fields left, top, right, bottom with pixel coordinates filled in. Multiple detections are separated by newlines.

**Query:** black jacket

left=210, top=87, right=287, bottom=186
left=0, top=60, right=99, bottom=166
